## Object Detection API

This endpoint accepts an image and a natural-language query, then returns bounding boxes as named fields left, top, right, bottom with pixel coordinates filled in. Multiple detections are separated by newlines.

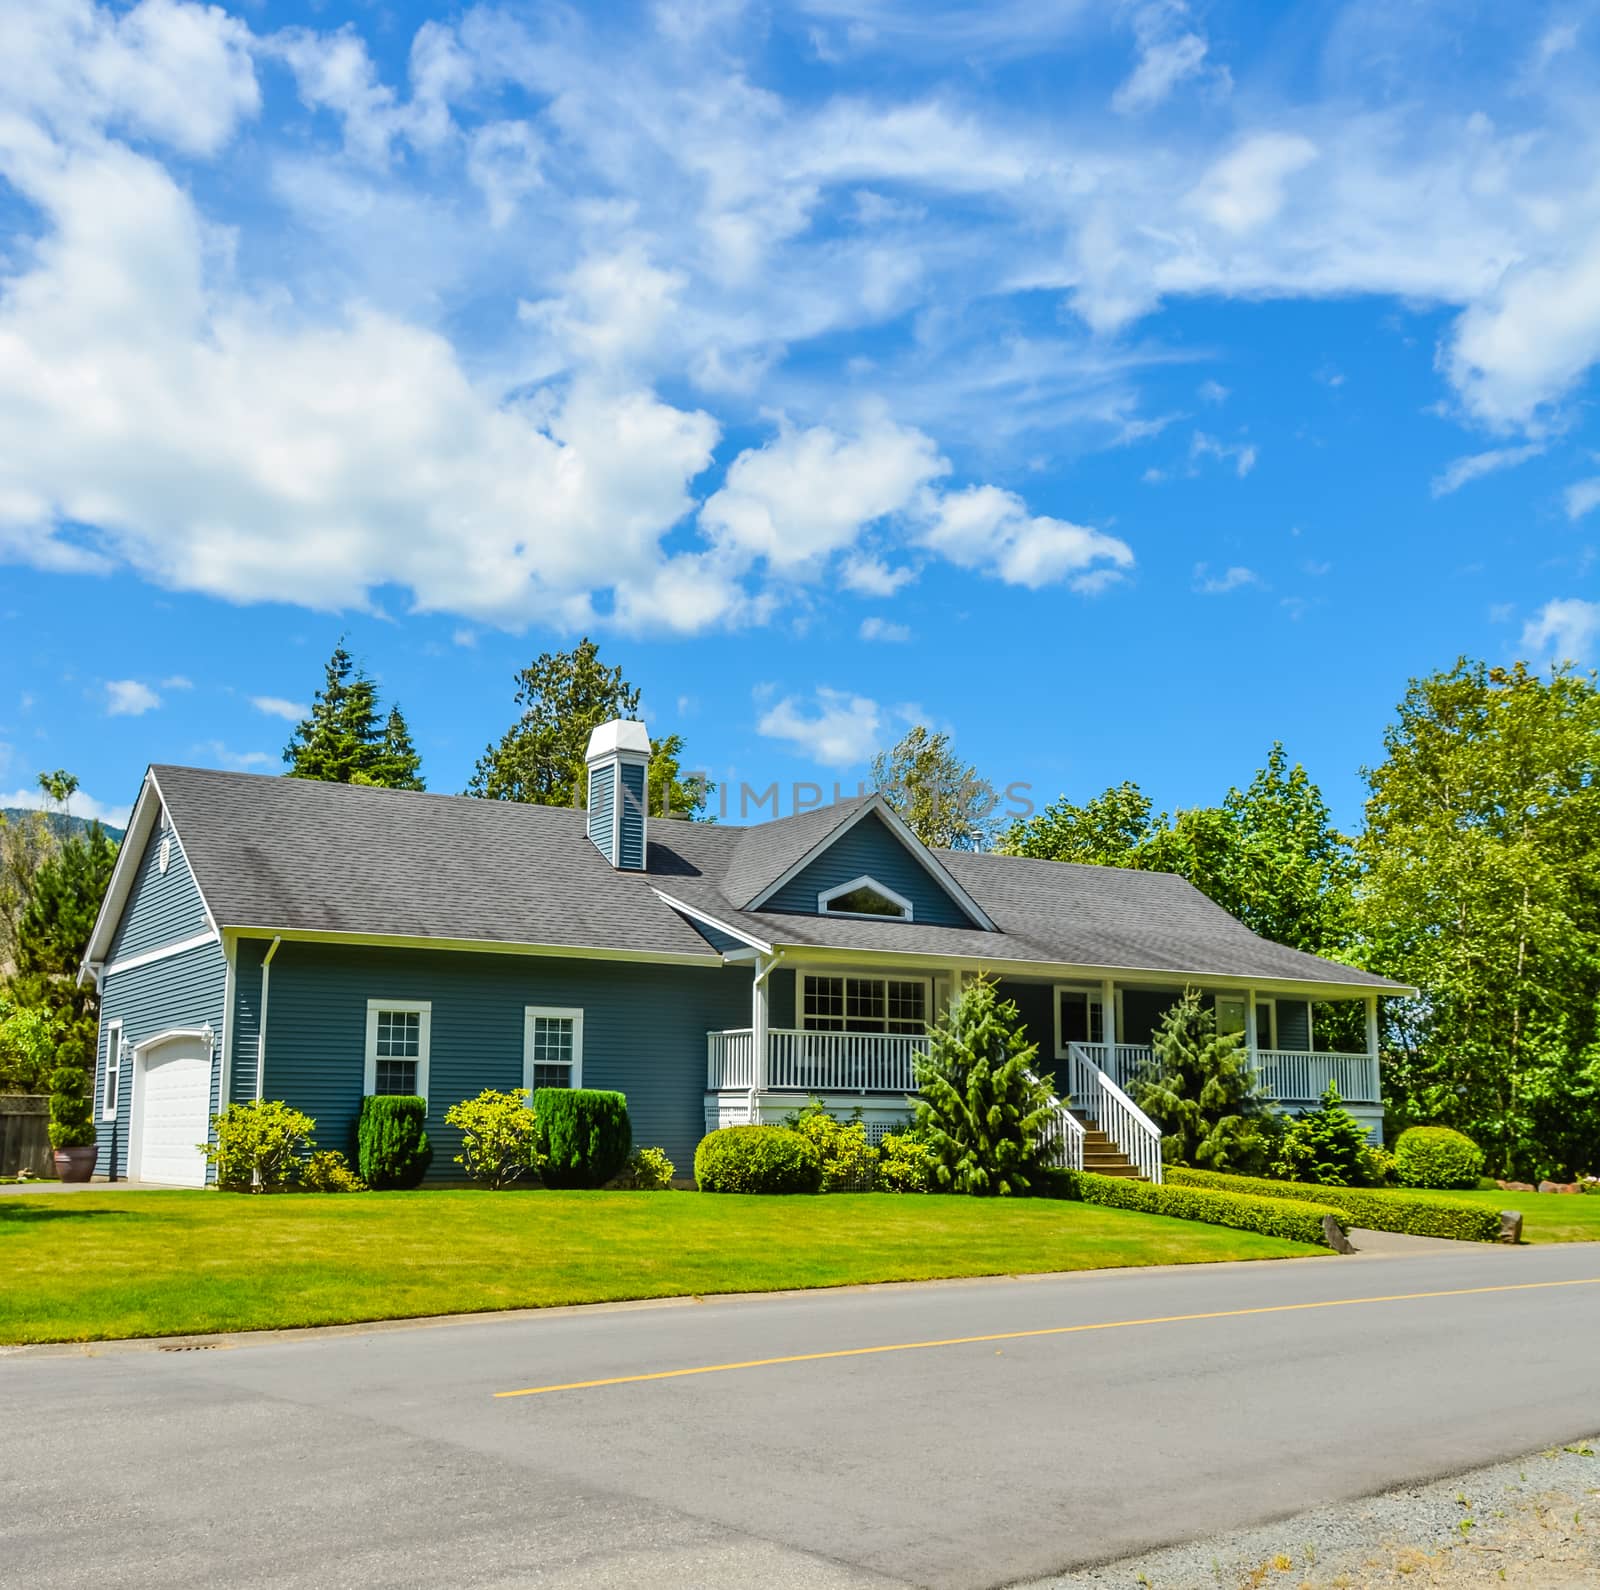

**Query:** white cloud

left=3, top=0, right=260, bottom=157
left=195, top=740, right=278, bottom=771
left=756, top=686, right=882, bottom=767
left=105, top=678, right=161, bottom=716
left=1523, top=598, right=1600, bottom=664
left=840, top=554, right=917, bottom=596
left=0, top=785, right=132, bottom=828
left=1190, top=432, right=1257, bottom=477
left=1112, top=3, right=1216, bottom=115
left=160, top=674, right=193, bottom=690
left=859, top=615, right=911, bottom=642
left=1564, top=478, right=1600, bottom=521
left=701, top=417, right=947, bottom=573
left=1198, top=379, right=1229, bottom=405
left=1193, top=563, right=1260, bottom=595
left=917, top=485, right=1133, bottom=590
left=250, top=695, right=308, bottom=722
left=1188, top=133, right=1318, bottom=235
left=1430, top=443, right=1544, bottom=497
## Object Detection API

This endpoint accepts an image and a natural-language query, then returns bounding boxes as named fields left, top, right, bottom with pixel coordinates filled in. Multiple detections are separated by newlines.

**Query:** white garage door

left=134, top=1038, right=212, bottom=1187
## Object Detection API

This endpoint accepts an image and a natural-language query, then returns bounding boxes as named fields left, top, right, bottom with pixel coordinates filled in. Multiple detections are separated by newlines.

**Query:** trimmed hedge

left=1054, top=1170, right=1340, bottom=1247
left=694, top=1126, right=822, bottom=1194
left=357, top=1095, right=432, bottom=1189
left=1394, top=1126, right=1485, bottom=1190
left=536, top=1089, right=631, bottom=1189
left=1167, top=1167, right=1503, bottom=1242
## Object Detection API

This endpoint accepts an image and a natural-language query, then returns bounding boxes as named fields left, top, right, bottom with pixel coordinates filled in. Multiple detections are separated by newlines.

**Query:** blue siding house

left=81, top=720, right=1406, bottom=1186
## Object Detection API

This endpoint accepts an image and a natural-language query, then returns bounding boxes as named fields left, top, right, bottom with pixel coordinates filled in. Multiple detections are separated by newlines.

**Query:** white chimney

left=585, top=720, right=651, bottom=870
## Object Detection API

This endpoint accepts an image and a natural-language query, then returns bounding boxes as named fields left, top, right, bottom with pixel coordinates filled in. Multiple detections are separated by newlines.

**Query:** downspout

left=255, top=937, right=282, bottom=1103
left=750, top=949, right=785, bottom=1126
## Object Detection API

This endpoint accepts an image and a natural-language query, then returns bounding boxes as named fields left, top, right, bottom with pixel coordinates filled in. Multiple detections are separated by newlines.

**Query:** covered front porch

left=704, top=959, right=1385, bottom=1159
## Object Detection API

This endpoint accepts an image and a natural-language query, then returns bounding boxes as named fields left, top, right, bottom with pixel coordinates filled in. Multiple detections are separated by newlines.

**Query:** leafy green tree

left=467, top=638, right=706, bottom=817
left=1356, top=659, right=1600, bottom=1178
left=0, top=992, right=63, bottom=1094
left=913, top=974, right=1057, bottom=1195
left=47, top=1027, right=96, bottom=1151
left=283, top=641, right=424, bottom=789
left=1134, top=988, right=1279, bottom=1172
left=871, top=725, right=998, bottom=850
left=1000, top=746, right=1356, bottom=958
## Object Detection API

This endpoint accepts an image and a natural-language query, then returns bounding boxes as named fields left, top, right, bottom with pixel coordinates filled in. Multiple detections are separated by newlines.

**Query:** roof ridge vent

left=585, top=720, right=651, bottom=870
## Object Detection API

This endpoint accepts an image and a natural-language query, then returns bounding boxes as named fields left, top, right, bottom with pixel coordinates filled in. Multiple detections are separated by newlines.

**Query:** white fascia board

left=102, top=929, right=221, bottom=978
left=149, top=770, right=222, bottom=943
left=224, top=925, right=723, bottom=968
left=79, top=771, right=161, bottom=976
left=743, top=795, right=998, bottom=932
left=766, top=941, right=1412, bottom=999
left=650, top=889, right=774, bottom=954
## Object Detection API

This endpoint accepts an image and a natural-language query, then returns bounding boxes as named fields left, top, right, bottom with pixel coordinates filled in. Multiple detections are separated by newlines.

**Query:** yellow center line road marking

left=493, top=1276, right=1600, bottom=1399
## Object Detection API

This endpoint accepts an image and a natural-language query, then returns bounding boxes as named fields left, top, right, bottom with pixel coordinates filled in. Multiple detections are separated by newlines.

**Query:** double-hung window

left=102, top=1020, right=123, bottom=1120
left=800, top=974, right=929, bottom=1035
left=524, top=1007, right=584, bottom=1092
left=364, top=1000, right=431, bottom=1101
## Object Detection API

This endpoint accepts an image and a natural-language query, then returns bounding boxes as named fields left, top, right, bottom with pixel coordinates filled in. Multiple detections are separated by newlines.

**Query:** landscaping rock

left=1497, top=1179, right=1537, bottom=1192
left=1499, top=1210, right=1523, bottom=1244
left=1322, top=1213, right=1354, bottom=1253
left=1539, top=1180, right=1582, bottom=1194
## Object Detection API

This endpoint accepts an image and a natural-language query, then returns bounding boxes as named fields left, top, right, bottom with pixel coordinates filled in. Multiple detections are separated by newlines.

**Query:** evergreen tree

left=468, top=637, right=706, bottom=817
left=913, top=974, right=1057, bottom=1195
left=1271, top=1084, right=1376, bottom=1187
left=1134, top=988, right=1278, bottom=1172
left=9, top=814, right=118, bottom=1058
left=871, top=725, right=998, bottom=850
left=283, top=641, right=426, bottom=789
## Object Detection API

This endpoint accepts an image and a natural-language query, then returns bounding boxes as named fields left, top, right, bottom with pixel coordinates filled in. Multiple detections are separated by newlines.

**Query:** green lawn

left=1408, top=1188, right=1600, bottom=1244
left=0, top=1187, right=1322, bottom=1345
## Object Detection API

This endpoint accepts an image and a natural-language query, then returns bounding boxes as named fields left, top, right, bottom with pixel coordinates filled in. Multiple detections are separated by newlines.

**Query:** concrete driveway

left=4, top=1243, right=1598, bottom=1589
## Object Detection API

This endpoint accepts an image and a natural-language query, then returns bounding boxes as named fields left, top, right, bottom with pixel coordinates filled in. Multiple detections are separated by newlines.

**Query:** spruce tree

left=913, top=974, right=1056, bottom=1196
left=283, top=642, right=425, bottom=789
left=1134, top=988, right=1277, bottom=1171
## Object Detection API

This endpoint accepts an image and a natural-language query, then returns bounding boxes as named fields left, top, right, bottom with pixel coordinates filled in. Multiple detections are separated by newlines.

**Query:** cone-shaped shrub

left=913, top=973, right=1055, bottom=1196
left=536, top=1088, right=631, bottom=1188
left=47, top=1028, right=95, bottom=1150
left=357, top=1095, right=432, bottom=1188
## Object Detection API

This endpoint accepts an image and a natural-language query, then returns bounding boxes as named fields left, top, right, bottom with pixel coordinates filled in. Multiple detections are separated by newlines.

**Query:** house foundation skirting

left=705, top=1089, right=915, bottom=1144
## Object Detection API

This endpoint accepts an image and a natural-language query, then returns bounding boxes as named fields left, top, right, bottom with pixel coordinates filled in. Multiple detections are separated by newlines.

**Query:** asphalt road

left=5, top=1244, right=1599, bottom=1589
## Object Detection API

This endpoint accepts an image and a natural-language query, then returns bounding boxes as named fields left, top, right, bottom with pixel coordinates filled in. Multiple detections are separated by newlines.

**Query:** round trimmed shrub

left=694, top=1126, right=821, bottom=1194
left=536, top=1088, right=631, bottom=1188
left=358, top=1095, right=432, bottom=1189
left=1393, top=1125, right=1485, bottom=1190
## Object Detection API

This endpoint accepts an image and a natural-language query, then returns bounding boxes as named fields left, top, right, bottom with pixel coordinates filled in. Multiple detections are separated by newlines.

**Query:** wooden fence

left=0, top=1094, right=53, bottom=1178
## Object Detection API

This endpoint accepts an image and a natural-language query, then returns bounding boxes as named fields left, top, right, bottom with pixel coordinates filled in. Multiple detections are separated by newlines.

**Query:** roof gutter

left=255, top=936, right=281, bottom=1103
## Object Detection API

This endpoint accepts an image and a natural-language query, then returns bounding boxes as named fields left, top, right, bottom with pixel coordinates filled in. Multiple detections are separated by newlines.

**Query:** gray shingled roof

left=149, top=765, right=1403, bottom=991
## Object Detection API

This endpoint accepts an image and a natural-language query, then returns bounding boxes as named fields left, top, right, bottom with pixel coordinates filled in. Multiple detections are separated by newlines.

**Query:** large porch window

left=1053, top=986, right=1103, bottom=1057
left=801, top=973, right=929, bottom=1035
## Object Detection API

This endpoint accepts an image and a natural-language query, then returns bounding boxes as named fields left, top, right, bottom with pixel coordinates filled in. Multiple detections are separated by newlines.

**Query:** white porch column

left=750, top=956, right=771, bottom=1124
left=1100, top=977, right=1117, bottom=1051
left=1244, top=988, right=1258, bottom=1059
left=1364, top=993, right=1380, bottom=1099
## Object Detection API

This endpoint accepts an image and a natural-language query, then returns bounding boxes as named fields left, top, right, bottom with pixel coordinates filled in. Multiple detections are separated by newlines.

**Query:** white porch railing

left=706, top=1029, right=755, bottom=1090
left=1068, top=1042, right=1163, bottom=1184
left=1255, top=1049, right=1380, bottom=1106
left=1073, top=1041, right=1378, bottom=1107
left=767, top=1029, right=929, bottom=1094
left=1032, top=1073, right=1086, bottom=1172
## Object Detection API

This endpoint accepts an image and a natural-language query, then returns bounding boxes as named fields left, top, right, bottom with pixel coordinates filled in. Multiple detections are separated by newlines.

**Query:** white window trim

left=816, top=874, right=915, bottom=922
left=524, top=1006, right=584, bottom=1091
left=1053, top=984, right=1105, bottom=1059
left=798, top=971, right=933, bottom=1034
left=102, top=1019, right=123, bottom=1120
left=364, top=999, right=432, bottom=1102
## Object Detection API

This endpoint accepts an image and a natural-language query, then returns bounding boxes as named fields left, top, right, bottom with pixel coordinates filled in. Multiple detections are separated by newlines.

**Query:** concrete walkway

left=0, top=1178, right=168, bottom=1195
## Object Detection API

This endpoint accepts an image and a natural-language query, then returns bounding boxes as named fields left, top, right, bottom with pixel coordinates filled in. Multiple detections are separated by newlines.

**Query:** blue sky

left=3, top=0, right=1598, bottom=833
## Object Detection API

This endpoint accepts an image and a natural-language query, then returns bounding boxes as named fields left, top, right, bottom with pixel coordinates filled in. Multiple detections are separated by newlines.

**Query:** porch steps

left=1071, top=1113, right=1144, bottom=1180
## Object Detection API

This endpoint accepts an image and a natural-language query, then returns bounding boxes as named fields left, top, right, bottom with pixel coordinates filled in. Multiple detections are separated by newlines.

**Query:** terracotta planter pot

left=53, top=1145, right=97, bottom=1182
